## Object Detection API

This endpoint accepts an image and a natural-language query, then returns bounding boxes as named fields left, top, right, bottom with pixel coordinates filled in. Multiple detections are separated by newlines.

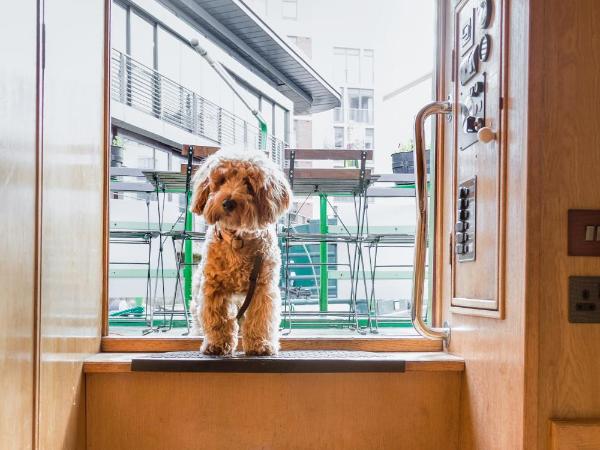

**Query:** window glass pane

left=333, top=48, right=346, bottom=83
left=111, top=3, right=127, bottom=54
left=361, top=89, right=374, bottom=110
left=121, top=138, right=154, bottom=169
left=346, top=48, right=360, bottom=85
left=274, top=106, right=286, bottom=141
left=348, top=88, right=360, bottom=109
left=361, top=49, right=374, bottom=85
left=155, top=148, right=169, bottom=170
left=157, top=28, right=181, bottom=83
left=334, top=127, right=344, bottom=148
left=130, top=11, right=154, bottom=67
left=365, top=128, right=374, bottom=150
left=282, top=0, right=297, bottom=19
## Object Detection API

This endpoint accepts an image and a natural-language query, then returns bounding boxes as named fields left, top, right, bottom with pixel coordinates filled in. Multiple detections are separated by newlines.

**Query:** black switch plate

left=569, top=276, right=600, bottom=323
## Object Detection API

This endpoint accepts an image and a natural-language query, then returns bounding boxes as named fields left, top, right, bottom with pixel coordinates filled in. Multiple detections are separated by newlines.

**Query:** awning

left=162, top=0, right=341, bottom=114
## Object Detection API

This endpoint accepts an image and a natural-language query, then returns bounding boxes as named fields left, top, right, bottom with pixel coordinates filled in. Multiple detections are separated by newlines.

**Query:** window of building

left=282, top=0, right=298, bottom=20
left=334, top=126, right=344, bottom=149
left=334, top=47, right=374, bottom=85
left=348, top=88, right=374, bottom=123
left=274, top=105, right=287, bottom=141
left=130, top=11, right=154, bottom=67
left=362, top=49, right=374, bottom=85
left=111, top=2, right=127, bottom=54
left=333, top=47, right=360, bottom=85
left=365, top=128, right=374, bottom=150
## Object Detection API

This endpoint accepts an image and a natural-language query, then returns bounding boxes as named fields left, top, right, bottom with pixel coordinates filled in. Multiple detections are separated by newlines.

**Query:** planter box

left=391, top=150, right=431, bottom=174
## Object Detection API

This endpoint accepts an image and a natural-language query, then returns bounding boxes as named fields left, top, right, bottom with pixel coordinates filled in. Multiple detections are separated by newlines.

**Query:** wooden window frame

left=101, top=0, right=447, bottom=354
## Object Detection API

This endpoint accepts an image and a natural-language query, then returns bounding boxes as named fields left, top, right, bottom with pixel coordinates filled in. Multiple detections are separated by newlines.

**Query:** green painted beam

left=184, top=192, right=193, bottom=308
left=109, top=268, right=178, bottom=278
left=319, top=194, right=328, bottom=312
left=110, top=221, right=183, bottom=231
left=328, top=225, right=415, bottom=234
left=328, top=270, right=424, bottom=280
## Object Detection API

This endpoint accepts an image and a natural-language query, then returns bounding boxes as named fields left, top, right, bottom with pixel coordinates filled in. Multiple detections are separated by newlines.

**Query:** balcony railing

left=110, top=49, right=286, bottom=165
left=348, top=108, right=374, bottom=124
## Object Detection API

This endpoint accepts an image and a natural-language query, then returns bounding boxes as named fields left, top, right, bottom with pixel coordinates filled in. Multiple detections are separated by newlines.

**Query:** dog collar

left=215, top=225, right=244, bottom=250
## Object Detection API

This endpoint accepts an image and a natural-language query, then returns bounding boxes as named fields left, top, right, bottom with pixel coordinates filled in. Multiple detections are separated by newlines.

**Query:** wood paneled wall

left=0, top=0, right=106, bottom=449
left=87, top=372, right=461, bottom=450
left=438, top=1, right=531, bottom=449
left=0, top=3, right=40, bottom=450
left=38, top=0, right=106, bottom=448
left=527, top=0, right=600, bottom=448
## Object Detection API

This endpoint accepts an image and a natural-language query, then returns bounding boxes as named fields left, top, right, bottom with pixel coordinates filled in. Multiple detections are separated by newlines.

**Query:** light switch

left=586, top=226, right=596, bottom=241
left=568, top=210, right=600, bottom=256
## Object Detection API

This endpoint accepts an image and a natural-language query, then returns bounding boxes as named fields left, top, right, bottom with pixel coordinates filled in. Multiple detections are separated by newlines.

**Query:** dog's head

left=190, top=149, right=292, bottom=231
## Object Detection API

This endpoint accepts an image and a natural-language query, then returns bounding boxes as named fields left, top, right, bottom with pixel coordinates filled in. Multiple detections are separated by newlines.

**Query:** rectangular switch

left=568, top=210, right=600, bottom=256
left=586, top=226, right=596, bottom=241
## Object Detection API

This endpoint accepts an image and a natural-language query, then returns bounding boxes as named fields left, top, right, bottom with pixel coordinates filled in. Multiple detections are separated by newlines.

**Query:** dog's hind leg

left=241, top=284, right=281, bottom=356
left=200, top=283, right=238, bottom=355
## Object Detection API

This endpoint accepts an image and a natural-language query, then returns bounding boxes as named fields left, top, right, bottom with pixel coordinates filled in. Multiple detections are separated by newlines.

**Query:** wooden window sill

left=101, top=335, right=443, bottom=353
left=84, top=351, right=464, bottom=374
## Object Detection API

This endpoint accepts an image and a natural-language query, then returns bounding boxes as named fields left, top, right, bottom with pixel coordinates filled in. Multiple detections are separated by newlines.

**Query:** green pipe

left=259, top=120, right=268, bottom=151
left=319, top=193, right=328, bottom=312
left=184, top=191, right=193, bottom=308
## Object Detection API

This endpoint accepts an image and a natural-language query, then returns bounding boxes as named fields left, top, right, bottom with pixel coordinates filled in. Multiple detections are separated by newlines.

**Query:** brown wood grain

left=450, top=0, right=507, bottom=313
left=87, top=371, right=461, bottom=450
left=0, top=3, right=39, bottom=449
left=284, top=168, right=372, bottom=180
left=550, top=420, right=600, bottom=450
left=84, top=351, right=465, bottom=374
left=101, top=336, right=443, bottom=353
left=438, top=0, right=530, bottom=448
left=37, top=0, right=106, bottom=448
left=285, top=148, right=374, bottom=160
left=528, top=1, right=600, bottom=448
left=181, top=144, right=220, bottom=157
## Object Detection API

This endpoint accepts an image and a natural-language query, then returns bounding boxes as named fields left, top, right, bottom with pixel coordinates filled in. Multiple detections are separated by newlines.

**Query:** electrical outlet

left=569, top=276, right=600, bottom=323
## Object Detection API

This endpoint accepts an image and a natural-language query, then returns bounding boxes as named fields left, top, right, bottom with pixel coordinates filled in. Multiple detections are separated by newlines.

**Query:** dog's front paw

left=201, top=341, right=235, bottom=356
left=243, top=340, right=279, bottom=356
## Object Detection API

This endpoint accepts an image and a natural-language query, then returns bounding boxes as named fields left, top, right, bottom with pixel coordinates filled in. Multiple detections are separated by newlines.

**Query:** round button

left=479, top=34, right=491, bottom=61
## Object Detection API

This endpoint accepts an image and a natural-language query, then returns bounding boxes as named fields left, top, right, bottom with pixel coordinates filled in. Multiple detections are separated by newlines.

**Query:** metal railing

left=110, top=49, right=286, bottom=164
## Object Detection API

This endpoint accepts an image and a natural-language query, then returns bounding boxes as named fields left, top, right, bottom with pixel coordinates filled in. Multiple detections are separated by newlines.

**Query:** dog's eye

left=214, top=176, right=225, bottom=187
left=244, top=178, right=255, bottom=196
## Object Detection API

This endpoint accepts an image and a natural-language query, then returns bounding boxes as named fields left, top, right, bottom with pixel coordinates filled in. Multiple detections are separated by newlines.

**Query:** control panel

left=449, top=0, right=505, bottom=315
left=456, top=178, right=476, bottom=262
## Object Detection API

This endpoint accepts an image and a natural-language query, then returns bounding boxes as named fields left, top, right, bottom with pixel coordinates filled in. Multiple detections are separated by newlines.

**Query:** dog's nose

left=222, top=198, right=236, bottom=212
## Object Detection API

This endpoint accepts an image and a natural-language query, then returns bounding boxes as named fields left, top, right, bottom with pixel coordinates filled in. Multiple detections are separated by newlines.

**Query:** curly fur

left=189, top=148, right=292, bottom=356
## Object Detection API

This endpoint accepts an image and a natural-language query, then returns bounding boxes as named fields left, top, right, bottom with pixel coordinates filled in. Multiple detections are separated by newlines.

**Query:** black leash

left=236, top=254, right=263, bottom=320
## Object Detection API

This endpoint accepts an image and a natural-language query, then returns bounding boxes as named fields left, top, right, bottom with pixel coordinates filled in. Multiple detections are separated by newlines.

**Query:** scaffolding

left=281, top=149, right=418, bottom=334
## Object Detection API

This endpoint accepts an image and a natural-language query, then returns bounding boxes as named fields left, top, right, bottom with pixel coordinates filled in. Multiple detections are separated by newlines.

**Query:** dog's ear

left=254, top=165, right=292, bottom=225
left=190, top=167, right=211, bottom=215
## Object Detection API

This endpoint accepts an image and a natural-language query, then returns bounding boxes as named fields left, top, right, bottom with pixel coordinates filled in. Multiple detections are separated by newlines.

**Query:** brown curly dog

left=190, top=149, right=292, bottom=356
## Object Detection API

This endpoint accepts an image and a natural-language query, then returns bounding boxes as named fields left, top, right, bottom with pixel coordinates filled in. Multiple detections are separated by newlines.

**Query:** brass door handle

left=411, top=101, right=452, bottom=344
